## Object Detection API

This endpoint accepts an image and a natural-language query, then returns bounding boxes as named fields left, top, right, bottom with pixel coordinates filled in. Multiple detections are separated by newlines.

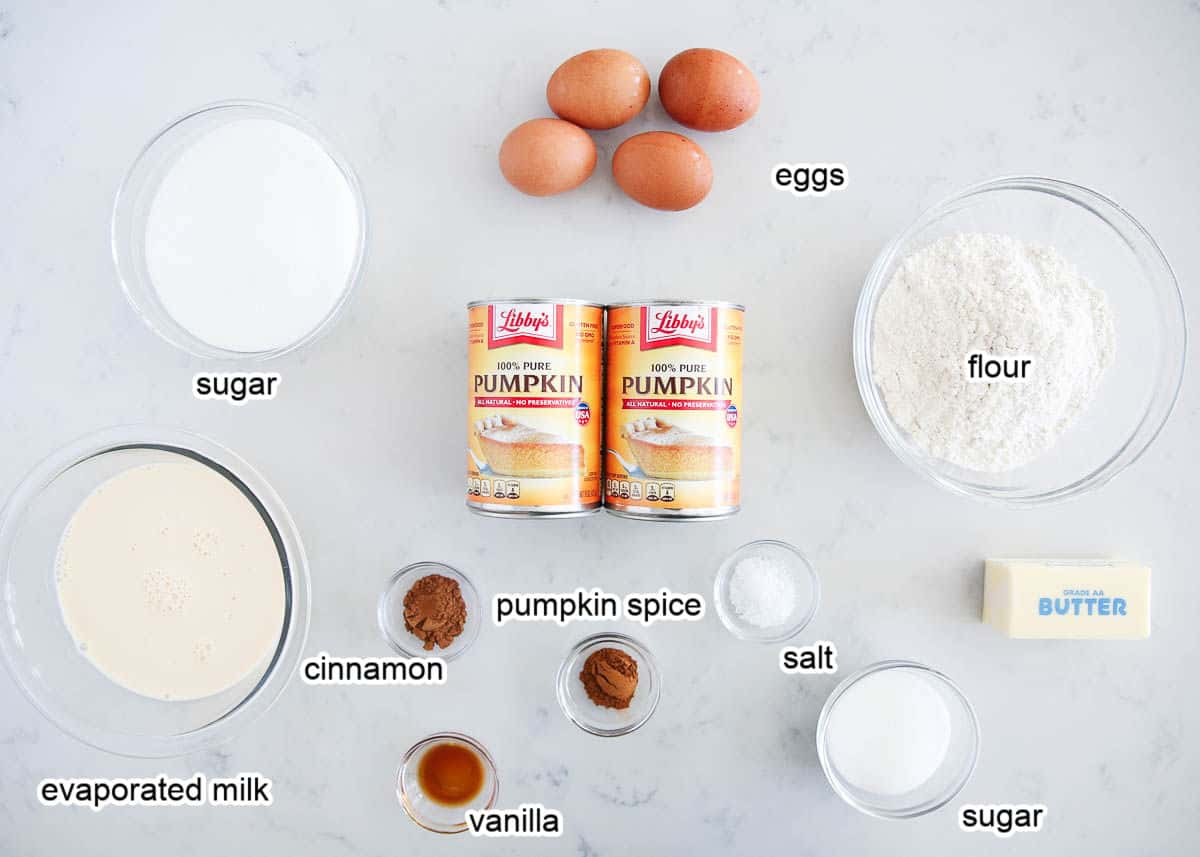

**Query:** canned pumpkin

left=604, top=301, right=744, bottom=519
left=467, top=299, right=603, bottom=517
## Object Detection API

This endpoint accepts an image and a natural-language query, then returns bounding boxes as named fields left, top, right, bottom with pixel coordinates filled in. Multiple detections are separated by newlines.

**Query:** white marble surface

left=2, top=1, right=1198, bottom=854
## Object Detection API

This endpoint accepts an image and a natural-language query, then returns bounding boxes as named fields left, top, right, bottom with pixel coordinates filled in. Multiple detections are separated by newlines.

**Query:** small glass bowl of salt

left=713, top=540, right=820, bottom=643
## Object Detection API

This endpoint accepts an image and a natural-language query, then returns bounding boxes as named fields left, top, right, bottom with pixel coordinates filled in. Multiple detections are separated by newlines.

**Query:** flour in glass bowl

left=871, top=233, right=1116, bottom=473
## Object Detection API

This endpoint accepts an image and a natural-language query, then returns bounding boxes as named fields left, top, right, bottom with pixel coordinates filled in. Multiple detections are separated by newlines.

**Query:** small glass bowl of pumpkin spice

left=556, top=632, right=661, bottom=737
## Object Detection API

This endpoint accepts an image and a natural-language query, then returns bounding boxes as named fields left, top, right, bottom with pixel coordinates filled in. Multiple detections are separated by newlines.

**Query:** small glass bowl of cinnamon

left=378, top=562, right=482, bottom=661
left=556, top=632, right=661, bottom=737
left=397, top=732, right=498, bottom=833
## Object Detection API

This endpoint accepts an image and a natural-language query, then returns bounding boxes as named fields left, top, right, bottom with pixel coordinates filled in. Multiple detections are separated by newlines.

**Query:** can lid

left=607, top=299, right=746, bottom=311
left=468, top=298, right=605, bottom=308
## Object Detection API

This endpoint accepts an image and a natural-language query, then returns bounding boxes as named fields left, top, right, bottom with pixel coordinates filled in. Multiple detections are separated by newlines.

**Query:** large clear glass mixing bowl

left=0, top=426, right=311, bottom=757
left=853, top=176, right=1186, bottom=506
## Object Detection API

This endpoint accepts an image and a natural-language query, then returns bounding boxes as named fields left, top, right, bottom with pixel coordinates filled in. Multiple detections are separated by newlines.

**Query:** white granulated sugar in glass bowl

left=114, top=102, right=367, bottom=360
left=871, top=232, right=1115, bottom=473
left=143, top=117, right=361, bottom=353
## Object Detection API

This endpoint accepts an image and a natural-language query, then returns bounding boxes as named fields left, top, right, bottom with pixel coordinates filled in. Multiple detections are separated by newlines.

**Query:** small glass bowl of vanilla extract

left=397, top=732, right=498, bottom=833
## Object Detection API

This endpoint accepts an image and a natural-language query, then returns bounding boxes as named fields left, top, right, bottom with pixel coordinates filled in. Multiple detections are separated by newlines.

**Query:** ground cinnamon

left=403, top=574, right=467, bottom=650
left=580, top=647, right=638, bottom=709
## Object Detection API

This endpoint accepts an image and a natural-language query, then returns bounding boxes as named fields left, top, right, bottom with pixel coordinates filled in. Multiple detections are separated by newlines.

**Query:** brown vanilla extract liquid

left=417, top=742, right=485, bottom=806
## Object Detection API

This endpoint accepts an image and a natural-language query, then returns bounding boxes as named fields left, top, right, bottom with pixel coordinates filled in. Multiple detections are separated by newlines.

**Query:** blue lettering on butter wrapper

left=1036, top=596, right=1128, bottom=618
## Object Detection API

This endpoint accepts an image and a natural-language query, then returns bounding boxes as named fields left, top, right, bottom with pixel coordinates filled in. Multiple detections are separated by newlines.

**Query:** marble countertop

left=2, top=1, right=1198, bottom=854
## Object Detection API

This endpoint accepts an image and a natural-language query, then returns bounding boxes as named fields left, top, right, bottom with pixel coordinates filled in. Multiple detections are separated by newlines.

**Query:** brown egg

left=612, top=131, right=712, bottom=211
left=658, top=48, right=760, bottom=132
left=499, top=118, right=597, bottom=196
left=547, top=49, right=651, bottom=130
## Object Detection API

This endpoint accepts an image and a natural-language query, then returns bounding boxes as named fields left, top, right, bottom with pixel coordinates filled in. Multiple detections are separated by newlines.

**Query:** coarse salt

left=728, top=555, right=796, bottom=628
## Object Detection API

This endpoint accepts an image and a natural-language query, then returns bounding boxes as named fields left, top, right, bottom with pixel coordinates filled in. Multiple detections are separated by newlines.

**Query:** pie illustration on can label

left=474, top=414, right=584, bottom=478
left=467, top=300, right=603, bottom=517
left=620, top=417, right=732, bottom=481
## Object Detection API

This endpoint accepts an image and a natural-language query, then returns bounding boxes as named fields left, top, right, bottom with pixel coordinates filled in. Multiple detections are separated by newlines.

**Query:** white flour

left=872, top=233, right=1115, bottom=473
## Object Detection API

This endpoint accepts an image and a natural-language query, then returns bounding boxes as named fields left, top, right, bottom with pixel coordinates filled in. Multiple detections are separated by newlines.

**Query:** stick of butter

left=983, top=559, right=1151, bottom=639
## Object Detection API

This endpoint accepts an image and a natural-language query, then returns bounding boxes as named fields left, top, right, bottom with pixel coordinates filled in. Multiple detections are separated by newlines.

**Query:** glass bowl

left=817, top=660, right=980, bottom=819
left=397, top=732, right=499, bottom=834
left=556, top=632, right=661, bottom=737
left=112, top=100, right=368, bottom=361
left=853, top=176, right=1186, bottom=506
left=713, top=539, right=820, bottom=643
left=0, top=426, right=310, bottom=757
left=378, top=562, right=482, bottom=661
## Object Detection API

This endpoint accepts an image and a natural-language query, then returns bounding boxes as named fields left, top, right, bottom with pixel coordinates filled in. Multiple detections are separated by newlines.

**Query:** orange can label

left=604, top=302, right=744, bottom=518
left=467, top=301, right=603, bottom=516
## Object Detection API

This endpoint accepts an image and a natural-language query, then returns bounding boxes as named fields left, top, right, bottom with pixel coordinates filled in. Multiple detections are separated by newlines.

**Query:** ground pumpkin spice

left=580, top=647, right=638, bottom=709
left=403, top=574, right=467, bottom=650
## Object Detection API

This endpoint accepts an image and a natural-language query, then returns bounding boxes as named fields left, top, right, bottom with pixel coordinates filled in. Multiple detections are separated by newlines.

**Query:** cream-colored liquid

left=55, top=459, right=286, bottom=701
